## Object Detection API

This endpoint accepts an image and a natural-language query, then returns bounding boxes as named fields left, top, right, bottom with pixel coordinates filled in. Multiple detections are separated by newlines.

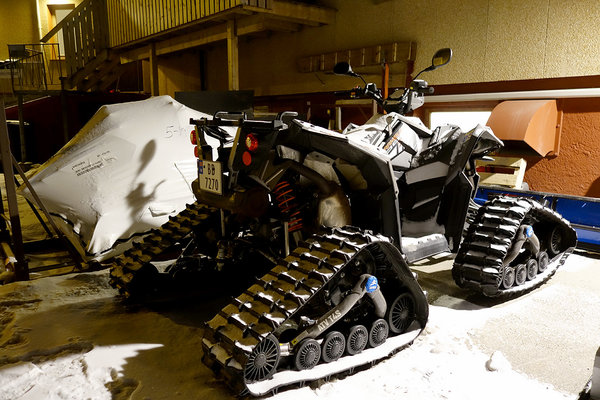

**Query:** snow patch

left=0, top=344, right=162, bottom=400
left=270, top=305, right=573, bottom=400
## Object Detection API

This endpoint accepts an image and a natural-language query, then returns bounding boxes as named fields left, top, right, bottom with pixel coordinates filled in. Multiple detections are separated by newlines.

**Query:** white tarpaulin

left=20, top=95, right=211, bottom=261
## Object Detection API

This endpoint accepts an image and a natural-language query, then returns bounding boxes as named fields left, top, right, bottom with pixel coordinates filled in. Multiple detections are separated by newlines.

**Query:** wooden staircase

left=62, top=49, right=124, bottom=91
left=37, top=0, right=121, bottom=93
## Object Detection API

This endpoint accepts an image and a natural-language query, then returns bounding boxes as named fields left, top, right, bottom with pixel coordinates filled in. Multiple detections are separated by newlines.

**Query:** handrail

left=41, top=0, right=95, bottom=43
left=40, top=0, right=110, bottom=78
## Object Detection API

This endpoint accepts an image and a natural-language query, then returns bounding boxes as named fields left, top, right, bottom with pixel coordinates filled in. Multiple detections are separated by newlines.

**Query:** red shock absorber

left=273, top=181, right=303, bottom=232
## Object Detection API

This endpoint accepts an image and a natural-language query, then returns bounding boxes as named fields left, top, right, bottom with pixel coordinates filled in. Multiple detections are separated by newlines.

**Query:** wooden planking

left=298, top=42, right=415, bottom=73
left=40, top=0, right=110, bottom=80
left=476, top=156, right=527, bottom=189
left=105, top=0, right=266, bottom=47
left=41, top=0, right=231, bottom=55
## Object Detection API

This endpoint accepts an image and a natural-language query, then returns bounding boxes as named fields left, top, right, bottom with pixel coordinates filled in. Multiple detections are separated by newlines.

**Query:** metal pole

left=0, top=97, right=28, bottom=280
left=12, top=154, right=83, bottom=269
left=13, top=174, right=53, bottom=238
left=17, top=94, right=26, bottom=161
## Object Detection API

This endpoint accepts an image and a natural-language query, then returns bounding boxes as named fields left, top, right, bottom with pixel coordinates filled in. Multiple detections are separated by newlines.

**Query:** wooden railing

left=41, top=0, right=109, bottom=78
left=106, top=0, right=272, bottom=47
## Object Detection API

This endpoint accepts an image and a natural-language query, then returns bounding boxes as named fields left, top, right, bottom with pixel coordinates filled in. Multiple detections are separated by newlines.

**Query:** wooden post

left=149, top=43, right=159, bottom=96
left=0, top=97, right=28, bottom=281
left=227, top=19, right=239, bottom=91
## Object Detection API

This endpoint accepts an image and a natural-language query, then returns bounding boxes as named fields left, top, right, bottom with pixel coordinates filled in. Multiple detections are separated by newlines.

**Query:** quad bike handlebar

left=334, top=48, right=452, bottom=115
left=334, top=80, right=429, bottom=115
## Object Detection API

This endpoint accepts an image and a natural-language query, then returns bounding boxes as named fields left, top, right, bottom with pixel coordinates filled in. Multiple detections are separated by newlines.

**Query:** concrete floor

left=0, top=248, right=597, bottom=399
left=412, top=250, right=600, bottom=396
left=1, top=172, right=598, bottom=398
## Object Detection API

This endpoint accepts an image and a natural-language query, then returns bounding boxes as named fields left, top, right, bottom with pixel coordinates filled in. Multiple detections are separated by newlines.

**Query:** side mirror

left=334, top=61, right=358, bottom=77
left=429, top=48, right=452, bottom=71
left=333, top=61, right=366, bottom=85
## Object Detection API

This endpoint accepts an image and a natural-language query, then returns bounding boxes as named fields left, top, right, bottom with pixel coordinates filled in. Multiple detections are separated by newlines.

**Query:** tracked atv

left=109, top=48, right=576, bottom=395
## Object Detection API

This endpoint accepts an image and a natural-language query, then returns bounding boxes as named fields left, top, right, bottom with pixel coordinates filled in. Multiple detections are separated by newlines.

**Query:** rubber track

left=201, top=226, right=392, bottom=395
left=109, top=202, right=218, bottom=298
left=452, top=196, right=575, bottom=297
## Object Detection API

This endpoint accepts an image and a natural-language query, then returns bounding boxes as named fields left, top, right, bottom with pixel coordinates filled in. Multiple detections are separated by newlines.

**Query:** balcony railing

left=107, top=0, right=272, bottom=47
left=8, top=44, right=64, bottom=93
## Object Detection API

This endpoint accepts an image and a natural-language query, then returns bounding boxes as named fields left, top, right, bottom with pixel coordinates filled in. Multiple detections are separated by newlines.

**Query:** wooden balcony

left=108, top=0, right=273, bottom=48
left=110, top=0, right=336, bottom=57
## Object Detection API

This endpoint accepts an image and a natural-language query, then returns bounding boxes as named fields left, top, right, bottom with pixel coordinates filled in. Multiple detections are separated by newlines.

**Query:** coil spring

left=273, top=181, right=303, bottom=232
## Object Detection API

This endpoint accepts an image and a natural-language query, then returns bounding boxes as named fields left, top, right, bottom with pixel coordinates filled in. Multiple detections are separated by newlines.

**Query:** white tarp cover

left=20, top=95, right=211, bottom=261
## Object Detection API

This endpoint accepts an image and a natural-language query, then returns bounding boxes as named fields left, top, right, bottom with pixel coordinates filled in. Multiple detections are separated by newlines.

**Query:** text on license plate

left=199, top=160, right=222, bottom=195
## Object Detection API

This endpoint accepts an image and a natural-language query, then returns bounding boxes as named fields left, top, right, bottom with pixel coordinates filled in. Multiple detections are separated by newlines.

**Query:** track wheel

left=526, top=259, right=538, bottom=280
left=346, top=325, right=368, bottom=355
left=538, top=251, right=549, bottom=272
left=502, top=266, right=515, bottom=289
left=547, top=226, right=563, bottom=257
left=124, top=263, right=161, bottom=297
left=321, top=331, right=345, bottom=363
left=244, top=334, right=280, bottom=383
left=294, top=338, right=321, bottom=371
left=369, top=319, right=389, bottom=348
left=387, top=293, right=415, bottom=334
left=515, top=264, right=527, bottom=285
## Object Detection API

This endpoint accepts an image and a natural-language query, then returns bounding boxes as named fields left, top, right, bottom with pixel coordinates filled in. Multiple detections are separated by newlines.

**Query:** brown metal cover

left=486, top=99, right=560, bottom=156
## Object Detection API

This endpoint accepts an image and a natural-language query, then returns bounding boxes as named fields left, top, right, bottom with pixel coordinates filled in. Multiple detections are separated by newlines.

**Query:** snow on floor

left=0, top=344, right=162, bottom=400
left=0, top=253, right=597, bottom=400
left=270, top=305, right=572, bottom=400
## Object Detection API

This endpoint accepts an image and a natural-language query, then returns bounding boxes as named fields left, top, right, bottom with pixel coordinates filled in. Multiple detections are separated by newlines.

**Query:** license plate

left=199, top=160, right=222, bottom=195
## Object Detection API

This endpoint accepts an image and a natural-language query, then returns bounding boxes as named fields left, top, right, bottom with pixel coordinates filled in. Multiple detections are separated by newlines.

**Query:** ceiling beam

left=261, top=1, right=336, bottom=26
left=120, top=45, right=150, bottom=63
left=156, top=24, right=228, bottom=56
left=237, top=15, right=300, bottom=36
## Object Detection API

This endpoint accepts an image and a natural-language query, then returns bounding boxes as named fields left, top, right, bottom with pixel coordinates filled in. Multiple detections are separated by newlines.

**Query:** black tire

left=526, top=259, right=538, bottom=280
left=502, top=266, right=515, bottom=289
left=368, top=319, right=389, bottom=348
left=294, top=339, right=321, bottom=371
left=547, top=226, right=563, bottom=257
left=321, top=331, right=345, bottom=363
left=244, top=334, right=280, bottom=383
left=515, top=264, right=527, bottom=286
left=538, top=251, right=549, bottom=272
left=387, top=293, right=415, bottom=334
left=346, top=325, right=368, bottom=355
